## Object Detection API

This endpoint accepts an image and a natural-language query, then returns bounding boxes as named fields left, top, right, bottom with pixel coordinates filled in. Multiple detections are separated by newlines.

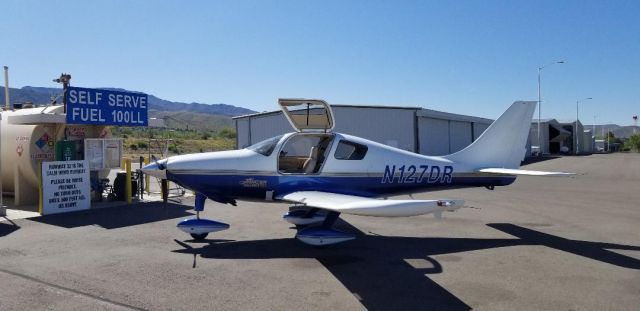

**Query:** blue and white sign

left=66, top=86, right=148, bottom=126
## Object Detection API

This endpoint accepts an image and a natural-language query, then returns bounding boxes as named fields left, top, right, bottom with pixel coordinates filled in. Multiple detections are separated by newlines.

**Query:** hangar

left=526, top=119, right=593, bottom=156
left=233, top=104, right=493, bottom=156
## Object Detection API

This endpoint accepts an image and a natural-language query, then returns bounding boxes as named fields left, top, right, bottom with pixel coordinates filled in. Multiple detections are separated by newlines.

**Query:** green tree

left=625, top=134, right=640, bottom=152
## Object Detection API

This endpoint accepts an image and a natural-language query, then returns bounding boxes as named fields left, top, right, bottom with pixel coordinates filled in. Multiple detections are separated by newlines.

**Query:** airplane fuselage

left=160, top=132, right=515, bottom=204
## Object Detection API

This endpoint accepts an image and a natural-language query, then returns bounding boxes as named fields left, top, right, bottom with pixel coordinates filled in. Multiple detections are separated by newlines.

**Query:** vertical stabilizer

left=444, top=101, right=537, bottom=169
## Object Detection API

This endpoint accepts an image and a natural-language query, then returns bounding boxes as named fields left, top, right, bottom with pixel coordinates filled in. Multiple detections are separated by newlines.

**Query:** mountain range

left=0, top=86, right=256, bottom=131
left=2, top=86, right=639, bottom=137
left=584, top=124, right=640, bottom=139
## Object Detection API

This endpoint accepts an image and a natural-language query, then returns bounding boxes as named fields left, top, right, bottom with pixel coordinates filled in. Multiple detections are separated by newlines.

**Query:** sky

left=2, top=0, right=639, bottom=125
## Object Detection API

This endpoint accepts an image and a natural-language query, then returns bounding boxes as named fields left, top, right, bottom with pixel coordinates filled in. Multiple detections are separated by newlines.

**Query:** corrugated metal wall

left=418, top=118, right=449, bottom=155
left=247, top=113, right=291, bottom=148
left=449, top=121, right=472, bottom=153
left=236, top=118, right=250, bottom=149
left=235, top=105, right=493, bottom=155
left=473, top=123, right=489, bottom=140
left=418, top=119, right=490, bottom=156
left=236, top=107, right=418, bottom=151
left=333, top=107, right=416, bottom=152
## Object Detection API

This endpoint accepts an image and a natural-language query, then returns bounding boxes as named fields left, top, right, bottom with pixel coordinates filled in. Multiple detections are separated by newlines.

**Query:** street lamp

left=575, top=97, right=593, bottom=154
left=537, top=60, right=565, bottom=156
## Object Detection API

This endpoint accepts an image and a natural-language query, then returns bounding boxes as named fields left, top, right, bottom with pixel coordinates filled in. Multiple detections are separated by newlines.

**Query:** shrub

left=218, top=128, right=236, bottom=139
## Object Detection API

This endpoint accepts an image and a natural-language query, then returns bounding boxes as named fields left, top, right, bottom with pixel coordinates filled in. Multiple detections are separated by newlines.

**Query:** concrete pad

left=0, top=153, right=638, bottom=310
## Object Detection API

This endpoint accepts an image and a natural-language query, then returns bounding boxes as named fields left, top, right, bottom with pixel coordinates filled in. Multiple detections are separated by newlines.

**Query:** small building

left=528, top=119, right=572, bottom=155
left=234, top=104, right=493, bottom=156
left=556, top=119, right=589, bottom=155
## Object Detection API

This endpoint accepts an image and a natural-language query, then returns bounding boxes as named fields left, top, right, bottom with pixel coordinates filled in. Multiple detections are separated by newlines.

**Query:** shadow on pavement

left=28, top=203, right=193, bottom=229
left=172, top=221, right=640, bottom=311
left=0, top=217, right=20, bottom=237
left=488, top=223, right=640, bottom=270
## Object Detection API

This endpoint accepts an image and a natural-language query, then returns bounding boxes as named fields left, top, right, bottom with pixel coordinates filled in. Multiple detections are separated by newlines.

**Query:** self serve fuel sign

left=66, top=87, right=148, bottom=126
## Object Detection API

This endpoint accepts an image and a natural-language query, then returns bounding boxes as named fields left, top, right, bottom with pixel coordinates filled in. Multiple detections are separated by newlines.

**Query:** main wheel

left=190, top=233, right=208, bottom=240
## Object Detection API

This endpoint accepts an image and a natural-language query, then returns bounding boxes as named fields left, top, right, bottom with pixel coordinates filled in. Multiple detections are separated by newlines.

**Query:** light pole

left=537, top=60, right=565, bottom=156
left=593, top=115, right=597, bottom=152
left=575, top=97, right=592, bottom=155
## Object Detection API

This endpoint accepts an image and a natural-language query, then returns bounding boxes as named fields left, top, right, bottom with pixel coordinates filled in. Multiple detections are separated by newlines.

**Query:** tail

left=444, top=101, right=537, bottom=169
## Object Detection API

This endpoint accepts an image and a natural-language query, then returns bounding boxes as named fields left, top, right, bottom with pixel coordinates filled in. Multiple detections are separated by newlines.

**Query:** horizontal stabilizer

left=279, top=191, right=464, bottom=217
left=478, top=168, right=574, bottom=176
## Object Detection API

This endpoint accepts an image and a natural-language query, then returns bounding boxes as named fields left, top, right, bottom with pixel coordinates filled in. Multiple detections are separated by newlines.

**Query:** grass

left=112, top=126, right=237, bottom=158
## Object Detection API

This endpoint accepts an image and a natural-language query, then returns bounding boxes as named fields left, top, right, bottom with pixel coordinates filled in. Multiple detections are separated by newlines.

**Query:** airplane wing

left=279, top=191, right=464, bottom=217
left=478, top=168, right=574, bottom=176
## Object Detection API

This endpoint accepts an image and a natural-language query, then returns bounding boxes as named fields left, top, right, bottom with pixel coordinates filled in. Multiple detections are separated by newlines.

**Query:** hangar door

left=449, top=121, right=472, bottom=153
left=418, top=117, right=449, bottom=156
left=236, top=119, right=250, bottom=149
left=473, top=123, right=489, bottom=140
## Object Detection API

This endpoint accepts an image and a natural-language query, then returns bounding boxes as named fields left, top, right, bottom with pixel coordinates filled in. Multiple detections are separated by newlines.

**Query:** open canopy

left=278, top=98, right=335, bottom=132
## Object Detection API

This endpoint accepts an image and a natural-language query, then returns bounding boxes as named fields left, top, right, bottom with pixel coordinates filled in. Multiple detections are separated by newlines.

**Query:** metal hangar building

left=233, top=104, right=493, bottom=156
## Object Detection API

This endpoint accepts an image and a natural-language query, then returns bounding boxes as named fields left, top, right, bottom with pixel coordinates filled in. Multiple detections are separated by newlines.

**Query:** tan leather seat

left=303, top=146, right=319, bottom=174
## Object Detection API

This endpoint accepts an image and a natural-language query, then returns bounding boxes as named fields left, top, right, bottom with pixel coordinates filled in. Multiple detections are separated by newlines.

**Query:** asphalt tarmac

left=1, top=153, right=639, bottom=310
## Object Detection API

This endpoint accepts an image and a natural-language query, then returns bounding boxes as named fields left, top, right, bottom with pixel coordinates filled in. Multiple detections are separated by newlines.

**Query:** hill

left=585, top=124, right=640, bottom=138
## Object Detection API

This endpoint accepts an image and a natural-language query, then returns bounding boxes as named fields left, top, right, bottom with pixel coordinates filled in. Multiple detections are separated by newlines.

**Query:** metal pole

left=576, top=100, right=579, bottom=155
left=3, top=66, right=9, bottom=109
left=602, top=126, right=605, bottom=152
left=536, top=60, right=564, bottom=156
left=0, top=113, right=3, bottom=217
left=125, top=158, right=132, bottom=204
left=593, top=115, right=597, bottom=152
left=1, top=66, right=7, bottom=216
left=537, top=68, right=541, bottom=156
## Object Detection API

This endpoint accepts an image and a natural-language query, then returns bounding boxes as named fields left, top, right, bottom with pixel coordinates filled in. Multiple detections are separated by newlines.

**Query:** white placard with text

left=41, top=160, right=91, bottom=215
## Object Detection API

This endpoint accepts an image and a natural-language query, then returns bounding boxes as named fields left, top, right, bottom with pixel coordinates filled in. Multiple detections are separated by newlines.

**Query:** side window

left=334, top=140, right=367, bottom=160
left=278, top=134, right=334, bottom=174
left=247, top=135, right=283, bottom=156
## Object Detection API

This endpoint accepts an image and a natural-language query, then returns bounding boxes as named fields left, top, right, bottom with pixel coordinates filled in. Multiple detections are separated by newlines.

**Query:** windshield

left=246, top=135, right=284, bottom=156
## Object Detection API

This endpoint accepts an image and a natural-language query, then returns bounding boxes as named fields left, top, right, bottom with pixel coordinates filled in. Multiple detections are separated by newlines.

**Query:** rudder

left=444, top=101, right=537, bottom=169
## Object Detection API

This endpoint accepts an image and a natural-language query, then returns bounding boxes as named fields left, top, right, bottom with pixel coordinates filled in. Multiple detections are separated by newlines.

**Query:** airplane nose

left=141, top=160, right=167, bottom=179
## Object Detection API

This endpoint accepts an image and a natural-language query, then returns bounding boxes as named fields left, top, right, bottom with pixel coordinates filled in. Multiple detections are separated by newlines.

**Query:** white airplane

left=142, top=99, right=570, bottom=246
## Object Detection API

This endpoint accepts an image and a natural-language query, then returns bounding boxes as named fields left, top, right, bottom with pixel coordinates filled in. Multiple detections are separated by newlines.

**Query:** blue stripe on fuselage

left=166, top=171, right=516, bottom=201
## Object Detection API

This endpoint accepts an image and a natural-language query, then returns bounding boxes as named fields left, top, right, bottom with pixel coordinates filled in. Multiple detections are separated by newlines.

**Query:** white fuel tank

left=1, top=105, right=112, bottom=192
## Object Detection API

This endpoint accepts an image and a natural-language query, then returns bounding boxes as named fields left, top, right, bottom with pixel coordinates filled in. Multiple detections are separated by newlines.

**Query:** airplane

left=142, top=99, right=571, bottom=246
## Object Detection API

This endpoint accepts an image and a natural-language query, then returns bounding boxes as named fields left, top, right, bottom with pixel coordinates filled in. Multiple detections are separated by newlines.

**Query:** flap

left=279, top=191, right=464, bottom=217
left=478, top=168, right=574, bottom=176
left=278, top=98, right=335, bottom=132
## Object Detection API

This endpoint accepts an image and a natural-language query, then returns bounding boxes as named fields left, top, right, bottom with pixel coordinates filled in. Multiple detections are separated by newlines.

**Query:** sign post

left=66, top=87, right=148, bottom=126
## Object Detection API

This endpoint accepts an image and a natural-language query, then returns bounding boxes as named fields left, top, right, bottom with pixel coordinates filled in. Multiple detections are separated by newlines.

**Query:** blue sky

left=2, top=0, right=639, bottom=125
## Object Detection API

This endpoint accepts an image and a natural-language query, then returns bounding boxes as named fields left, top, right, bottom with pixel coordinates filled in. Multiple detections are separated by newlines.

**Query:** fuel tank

left=1, top=105, right=111, bottom=192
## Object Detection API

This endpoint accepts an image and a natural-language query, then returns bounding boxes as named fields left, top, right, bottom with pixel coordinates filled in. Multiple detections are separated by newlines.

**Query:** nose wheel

left=178, top=194, right=229, bottom=240
left=190, top=233, right=208, bottom=240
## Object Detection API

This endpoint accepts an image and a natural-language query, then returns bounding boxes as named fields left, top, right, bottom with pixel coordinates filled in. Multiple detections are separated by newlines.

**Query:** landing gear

left=188, top=211, right=209, bottom=240
left=283, top=207, right=327, bottom=226
left=295, top=211, right=355, bottom=246
left=190, top=233, right=208, bottom=240
left=177, top=193, right=229, bottom=240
